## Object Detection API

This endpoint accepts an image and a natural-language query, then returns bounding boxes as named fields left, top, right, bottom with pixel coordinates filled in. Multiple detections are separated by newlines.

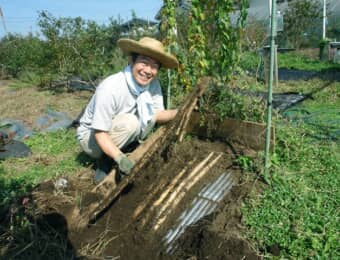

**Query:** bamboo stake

left=139, top=153, right=214, bottom=229
left=151, top=152, right=214, bottom=230
left=132, top=165, right=189, bottom=219
left=175, top=77, right=210, bottom=140
left=178, top=97, right=199, bottom=142
left=153, top=153, right=214, bottom=220
left=152, top=167, right=188, bottom=208
left=153, top=153, right=223, bottom=231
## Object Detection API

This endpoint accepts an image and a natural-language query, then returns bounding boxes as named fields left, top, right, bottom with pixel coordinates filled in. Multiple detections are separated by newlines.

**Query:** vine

left=160, top=0, right=178, bottom=108
left=186, top=0, right=209, bottom=86
left=161, top=0, right=249, bottom=91
left=212, top=0, right=249, bottom=81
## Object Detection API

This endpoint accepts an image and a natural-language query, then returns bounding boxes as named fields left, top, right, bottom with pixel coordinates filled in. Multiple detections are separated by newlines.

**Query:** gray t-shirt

left=76, top=70, right=164, bottom=140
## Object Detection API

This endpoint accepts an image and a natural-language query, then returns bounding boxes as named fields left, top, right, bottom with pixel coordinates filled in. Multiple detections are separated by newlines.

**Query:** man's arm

left=95, top=130, right=135, bottom=174
left=155, top=109, right=178, bottom=124
left=94, top=130, right=122, bottom=160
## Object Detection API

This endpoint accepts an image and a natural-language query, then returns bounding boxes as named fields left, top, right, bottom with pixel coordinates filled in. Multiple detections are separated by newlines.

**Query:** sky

left=0, top=0, right=163, bottom=38
left=1, top=0, right=339, bottom=39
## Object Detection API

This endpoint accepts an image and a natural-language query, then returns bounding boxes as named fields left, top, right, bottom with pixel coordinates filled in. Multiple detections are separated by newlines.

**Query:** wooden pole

left=264, top=0, right=276, bottom=183
left=323, top=0, right=327, bottom=39
left=0, top=7, right=8, bottom=38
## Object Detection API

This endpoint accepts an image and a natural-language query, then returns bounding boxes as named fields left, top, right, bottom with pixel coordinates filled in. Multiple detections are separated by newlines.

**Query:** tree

left=282, top=0, right=322, bottom=48
left=37, top=11, right=125, bottom=81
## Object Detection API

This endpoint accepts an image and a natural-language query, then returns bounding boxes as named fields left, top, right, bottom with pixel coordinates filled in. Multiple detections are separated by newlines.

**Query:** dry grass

left=0, top=80, right=91, bottom=127
left=78, top=229, right=119, bottom=259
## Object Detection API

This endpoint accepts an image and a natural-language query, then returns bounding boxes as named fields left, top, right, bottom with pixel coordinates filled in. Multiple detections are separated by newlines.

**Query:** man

left=76, top=37, right=178, bottom=183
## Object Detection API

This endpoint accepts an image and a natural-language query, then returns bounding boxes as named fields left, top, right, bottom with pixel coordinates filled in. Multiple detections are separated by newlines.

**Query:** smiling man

left=76, top=37, right=178, bottom=183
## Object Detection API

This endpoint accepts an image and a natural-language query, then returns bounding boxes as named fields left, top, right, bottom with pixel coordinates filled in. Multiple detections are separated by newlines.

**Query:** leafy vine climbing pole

left=160, top=0, right=178, bottom=108
left=186, top=0, right=208, bottom=87
left=160, top=0, right=248, bottom=93
left=212, top=0, right=249, bottom=82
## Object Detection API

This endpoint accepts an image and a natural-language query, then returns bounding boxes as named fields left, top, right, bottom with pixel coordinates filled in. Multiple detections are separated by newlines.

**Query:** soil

left=32, top=138, right=261, bottom=260
left=0, top=80, right=262, bottom=259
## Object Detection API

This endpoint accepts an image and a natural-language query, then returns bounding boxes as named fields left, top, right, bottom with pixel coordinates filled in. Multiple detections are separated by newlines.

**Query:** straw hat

left=118, top=37, right=178, bottom=69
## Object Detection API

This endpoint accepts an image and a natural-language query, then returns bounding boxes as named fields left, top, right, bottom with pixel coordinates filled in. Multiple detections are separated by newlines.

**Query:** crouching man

left=76, top=37, right=179, bottom=183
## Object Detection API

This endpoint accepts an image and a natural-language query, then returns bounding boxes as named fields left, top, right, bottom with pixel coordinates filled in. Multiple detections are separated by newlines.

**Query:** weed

left=238, top=50, right=340, bottom=258
left=0, top=129, right=88, bottom=214
left=278, top=52, right=340, bottom=72
left=242, top=92, right=340, bottom=258
left=240, top=50, right=340, bottom=74
left=201, top=79, right=266, bottom=123
left=235, top=155, right=255, bottom=172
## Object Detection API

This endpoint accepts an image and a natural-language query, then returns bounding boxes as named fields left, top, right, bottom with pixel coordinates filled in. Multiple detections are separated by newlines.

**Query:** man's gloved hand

left=115, top=154, right=135, bottom=175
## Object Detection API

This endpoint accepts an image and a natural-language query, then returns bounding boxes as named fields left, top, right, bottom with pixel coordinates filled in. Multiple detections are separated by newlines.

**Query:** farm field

left=1, top=0, right=340, bottom=257
left=0, top=51, right=339, bottom=259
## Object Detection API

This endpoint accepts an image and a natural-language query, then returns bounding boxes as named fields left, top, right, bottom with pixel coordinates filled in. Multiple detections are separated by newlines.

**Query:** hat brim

left=118, top=38, right=178, bottom=69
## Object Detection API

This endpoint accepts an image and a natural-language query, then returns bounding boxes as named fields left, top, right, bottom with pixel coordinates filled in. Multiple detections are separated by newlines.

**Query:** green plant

left=239, top=50, right=261, bottom=72
left=242, top=79, right=340, bottom=258
left=0, top=177, right=32, bottom=213
left=158, top=0, right=255, bottom=124
left=159, top=0, right=179, bottom=108
left=327, top=15, right=340, bottom=41
left=0, top=12, right=129, bottom=86
left=0, top=34, right=47, bottom=78
left=200, top=78, right=266, bottom=122
left=0, top=128, right=95, bottom=228
left=243, top=128, right=339, bottom=258
left=37, top=11, right=125, bottom=82
left=319, top=38, right=331, bottom=60
left=242, top=16, right=267, bottom=51
left=282, top=0, right=323, bottom=49
left=235, top=155, right=255, bottom=172
left=160, top=0, right=248, bottom=91
left=278, top=51, right=340, bottom=71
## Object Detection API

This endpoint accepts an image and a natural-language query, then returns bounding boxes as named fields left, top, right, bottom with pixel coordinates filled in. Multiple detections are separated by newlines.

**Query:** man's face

left=131, top=55, right=160, bottom=86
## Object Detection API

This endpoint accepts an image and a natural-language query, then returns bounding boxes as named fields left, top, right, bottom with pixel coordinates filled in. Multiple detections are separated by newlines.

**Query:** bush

left=0, top=12, right=129, bottom=86
left=0, top=34, right=47, bottom=77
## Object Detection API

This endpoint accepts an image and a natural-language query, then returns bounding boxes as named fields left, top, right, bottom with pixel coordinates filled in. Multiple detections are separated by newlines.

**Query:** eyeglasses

left=136, top=55, right=160, bottom=71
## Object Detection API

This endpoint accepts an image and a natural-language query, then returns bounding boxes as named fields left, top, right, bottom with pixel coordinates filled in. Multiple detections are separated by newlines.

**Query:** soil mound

left=29, top=137, right=260, bottom=259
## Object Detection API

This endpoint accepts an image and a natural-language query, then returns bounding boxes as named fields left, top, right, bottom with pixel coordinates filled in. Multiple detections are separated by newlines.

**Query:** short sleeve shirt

left=76, top=70, right=164, bottom=139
